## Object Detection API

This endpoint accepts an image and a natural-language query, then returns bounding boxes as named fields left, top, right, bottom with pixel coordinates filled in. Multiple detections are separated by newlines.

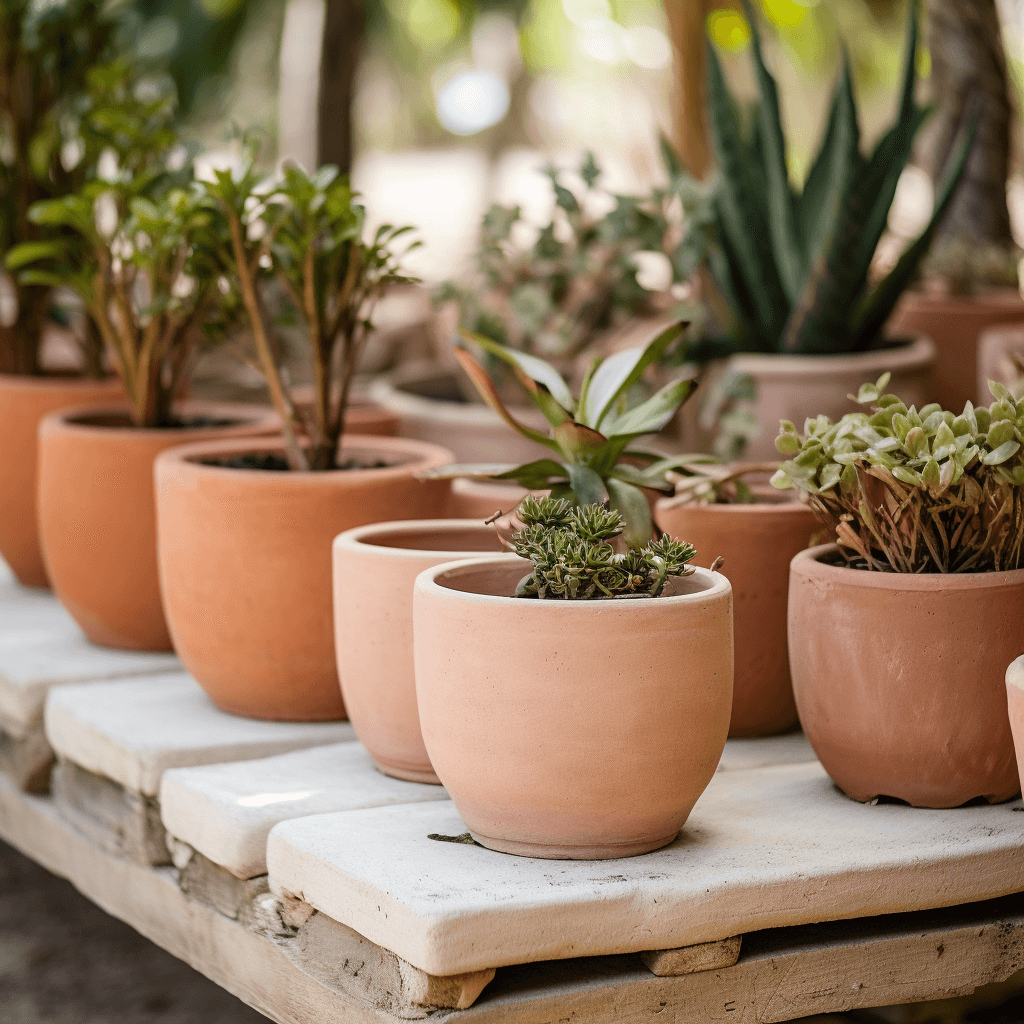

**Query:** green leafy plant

left=6, top=71, right=209, bottom=428
left=771, top=373, right=1024, bottom=573
left=0, top=0, right=123, bottom=375
left=435, top=145, right=711, bottom=361
left=504, top=495, right=696, bottom=600
left=696, top=0, right=975, bottom=360
left=198, top=145, right=419, bottom=471
left=421, top=321, right=698, bottom=545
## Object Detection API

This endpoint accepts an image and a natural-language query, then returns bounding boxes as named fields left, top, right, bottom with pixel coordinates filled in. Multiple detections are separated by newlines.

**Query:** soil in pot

left=0, top=373, right=124, bottom=588
left=37, top=403, right=278, bottom=651
left=156, top=435, right=454, bottom=722
left=789, top=544, right=1022, bottom=808
left=334, top=520, right=507, bottom=783
left=413, top=555, right=733, bottom=858
left=655, top=491, right=820, bottom=737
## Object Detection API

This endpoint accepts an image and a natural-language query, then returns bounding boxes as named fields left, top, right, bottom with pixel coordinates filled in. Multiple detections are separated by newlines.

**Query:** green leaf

left=553, top=420, right=609, bottom=461
left=460, top=331, right=575, bottom=414
left=603, top=378, right=693, bottom=438
left=606, top=478, right=654, bottom=547
left=492, top=459, right=569, bottom=488
left=982, top=440, right=1021, bottom=465
left=567, top=463, right=608, bottom=507
left=5, top=240, right=70, bottom=270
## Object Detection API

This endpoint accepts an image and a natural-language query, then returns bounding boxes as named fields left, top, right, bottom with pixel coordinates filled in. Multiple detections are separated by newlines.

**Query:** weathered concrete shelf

left=266, top=761, right=1024, bottom=976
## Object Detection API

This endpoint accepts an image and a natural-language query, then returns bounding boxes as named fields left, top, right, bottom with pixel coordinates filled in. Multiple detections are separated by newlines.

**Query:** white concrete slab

left=46, top=674, right=356, bottom=796
left=160, top=742, right=450, bottom=879
left=267, top=761, right=1024, bottom=976
left=716, top=731, right=817, bottom=772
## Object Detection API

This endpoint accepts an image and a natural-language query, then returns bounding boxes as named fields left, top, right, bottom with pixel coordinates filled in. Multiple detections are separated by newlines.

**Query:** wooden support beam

left=641, top=935, right=742, bottom=976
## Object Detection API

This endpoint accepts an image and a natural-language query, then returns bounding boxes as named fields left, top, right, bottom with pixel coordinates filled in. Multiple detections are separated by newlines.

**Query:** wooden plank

left=0, top=723, right=53, bottom=792
left=641, top=936, right=742, bottom=976
left=2, top=772, right=1024, bottom=1024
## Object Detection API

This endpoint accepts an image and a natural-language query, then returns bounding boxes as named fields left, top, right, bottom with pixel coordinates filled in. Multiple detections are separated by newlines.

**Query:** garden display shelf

left=2, top=558, right=1024, bottom=1023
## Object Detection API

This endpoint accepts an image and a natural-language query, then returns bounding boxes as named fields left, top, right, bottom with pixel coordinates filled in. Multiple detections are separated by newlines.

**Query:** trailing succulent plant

left=772, top=373, right=1024, bottom=573
left=695, top=1, right=975, bottom=361
left=505, top=496, right=695, bottom=600
left=422, top=321, right=702, bottom=546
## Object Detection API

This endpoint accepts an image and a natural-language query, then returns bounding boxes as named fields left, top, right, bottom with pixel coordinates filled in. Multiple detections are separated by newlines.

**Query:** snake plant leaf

left=742, top=0, right=803, bottom=301
left=851, top=114, right=977, bottom=350
left=705, top=41, right=789, bottom=344
left=797, top=53, right=861, bottom=281
left=606, top=478, right=654, bottom=548
left=603, top=378, right=694, bottom=439
left=567, top=462, right=608, bottom=506
left=706, top=204, right=768, bottom=351
left=452, top=347, right=562, bottom=453
left=458, top=330, right=575, bottom=414
left=579, top=319, right=687, bottom=430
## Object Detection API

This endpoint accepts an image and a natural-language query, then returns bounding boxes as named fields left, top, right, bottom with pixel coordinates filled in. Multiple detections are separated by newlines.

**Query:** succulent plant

left=422, top=321, right=702, bottom=546
left=505, top=495, right=696, bottom=600
left=694, top=1, right=975, bottom=361
left=771, top=373, right=1024, bottom=573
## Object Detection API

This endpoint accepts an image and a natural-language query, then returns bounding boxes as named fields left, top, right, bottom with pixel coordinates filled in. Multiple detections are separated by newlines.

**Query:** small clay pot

left=789, top=544, right=1022, bottom=807
left=0, top=373, right=123, bottom=588
left=156, top=436, right=453, bottom=722
left=333, top=520, right=506, bottom=782
left=655, top=494, right=820, bottom=737
left=414, top=555, right=733, bottom=859
left=38, top=403, right=276, bottom=651
left=892, top=290, right=1024, bottom=412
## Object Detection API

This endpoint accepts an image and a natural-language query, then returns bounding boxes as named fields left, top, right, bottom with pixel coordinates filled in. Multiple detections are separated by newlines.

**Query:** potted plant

left=892, top=0, right=1024, bottom=413
left=333, top=519, right=507, bottom=783
left=655, top=462, right=820, bottom=737
left=694, top=1, right=974, bottom=459
left=0, top=3, right=127, bottom=587
left=774, top=374, right=1023, bottom=807
left=421, top=323, right=698, bottom=545
left=371, top=149, right=710, bottom=465
left=154, top=151, right=452, bottom=722
left=413, top=496, right=731, bottom=858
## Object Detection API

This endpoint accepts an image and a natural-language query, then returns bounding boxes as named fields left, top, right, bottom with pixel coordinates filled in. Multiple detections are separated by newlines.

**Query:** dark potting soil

left=202, top=453, right=391, bottom=471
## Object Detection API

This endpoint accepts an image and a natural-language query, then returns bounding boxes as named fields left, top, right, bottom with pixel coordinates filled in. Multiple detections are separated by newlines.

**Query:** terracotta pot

left=724, top=337, right=935, bottom=460
left=333, top=520, right=506, bottom=782
left=655, top=493, right=820, bottom=737
left=369, top=362, right=551, bottom=463
left=892, top=290, right=1024, bottom=412
left=0, top=373, right=124, bottom=588
left=156, top=435, right=453, bottom=722
left=789, top=544, right=1022, bottom=807
left=289, top=386, right=400, bottom=437
left=38, top=403, right=276, bottom=651
left=1005, top=657, right=1024, bottom=789
left=446, top=479, right=532, bottom=520
left=414, top=555, right=733, bottom=859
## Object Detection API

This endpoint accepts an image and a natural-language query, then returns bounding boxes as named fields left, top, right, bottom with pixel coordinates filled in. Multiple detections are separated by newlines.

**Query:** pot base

left=467, top=829, right=680, bottom=860
left=372, top=758, right=442, bottom=786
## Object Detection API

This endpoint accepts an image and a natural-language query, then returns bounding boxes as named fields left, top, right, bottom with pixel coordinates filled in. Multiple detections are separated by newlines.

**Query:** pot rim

left=335, top=518, right=501, bottom=559
left=793, top=542, right=1024, bottom=590
left=39, top=401, right=278, bottom=439
left=902, top=289, right=1024, bottom=311
left=656, top=494, right=814, bottom=516
left=415, top=553, right=731, bottom=610
left=1005, top=655, right=1024, bottom=692
left=728, top=335, right=934, bottom=376
left=155, top=433, right=454, bottom=482
left=0, top=371, right=122, bottom=390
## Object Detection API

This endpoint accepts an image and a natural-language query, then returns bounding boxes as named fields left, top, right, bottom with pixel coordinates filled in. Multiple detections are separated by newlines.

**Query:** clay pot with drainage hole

left=413, top=554, right=733, bottom=859
left=789, top=544, right=1022, bottom=808
left=156, top=435, right=454, bottom=722
left=333, top=520, right=507, bottom=783
left=38, top=402, right=277, bottom=651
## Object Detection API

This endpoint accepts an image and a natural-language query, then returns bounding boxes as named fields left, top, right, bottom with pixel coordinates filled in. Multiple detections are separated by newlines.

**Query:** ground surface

left=0, top=840, right=265, bottom=1024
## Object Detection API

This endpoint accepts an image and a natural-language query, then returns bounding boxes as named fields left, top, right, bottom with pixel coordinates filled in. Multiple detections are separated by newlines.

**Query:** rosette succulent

left=505, top=495, right=696, bottom=600
left=772, top=374, right=1024, bottom=573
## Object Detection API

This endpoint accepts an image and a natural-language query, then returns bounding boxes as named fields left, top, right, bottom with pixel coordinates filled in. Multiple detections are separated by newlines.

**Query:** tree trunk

left=317, top=0, right=364, bottom=174
left=927, top=0, right=1015, bottom=249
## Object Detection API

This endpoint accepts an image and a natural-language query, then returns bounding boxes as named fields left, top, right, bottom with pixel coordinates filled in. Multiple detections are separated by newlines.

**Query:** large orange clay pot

left=655, top=494, right=820, bottom=737
left=414, top=555, right=733, bottom=859
left=156, top=435, right=453, bottom=722
left=333, top=520, right=506, bottom=782
left=790, top=544, right=1022, bottom=808
left=726, top=337, right=935, bottom=460
left=0, top=373, right=123, bottom=588
left=38, top=403, right=276, bottom=651
left=892, top=290, right=1024, bottom=412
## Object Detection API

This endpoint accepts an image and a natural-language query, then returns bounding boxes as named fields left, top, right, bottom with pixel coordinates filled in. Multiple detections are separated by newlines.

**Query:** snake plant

left=697, top=0, right=975, bottom=360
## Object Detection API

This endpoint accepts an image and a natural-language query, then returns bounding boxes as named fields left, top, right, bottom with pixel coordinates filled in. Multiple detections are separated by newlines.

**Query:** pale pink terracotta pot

left=655, top=494, right=820, bottom=737
left=445, top=479, right=531, bottom=520
left=414, top=555, right=733, bottom=859
left=1005, top=657, right=1024, bottom=788
left=333, top=520, right=507, bottom=783
left=790, top=544, right=1022, bottom=808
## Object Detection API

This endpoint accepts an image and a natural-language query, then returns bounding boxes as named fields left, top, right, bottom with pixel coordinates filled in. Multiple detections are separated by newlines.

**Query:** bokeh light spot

left=436, top=70, right=511, bottom=135
left=760, top=0, right=807, bottom=29
left=706, top=9, right=750, bottom=53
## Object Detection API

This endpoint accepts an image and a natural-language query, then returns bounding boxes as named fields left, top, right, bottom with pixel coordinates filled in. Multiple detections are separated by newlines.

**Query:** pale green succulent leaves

left=421, top=321, right=696, bottom=545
